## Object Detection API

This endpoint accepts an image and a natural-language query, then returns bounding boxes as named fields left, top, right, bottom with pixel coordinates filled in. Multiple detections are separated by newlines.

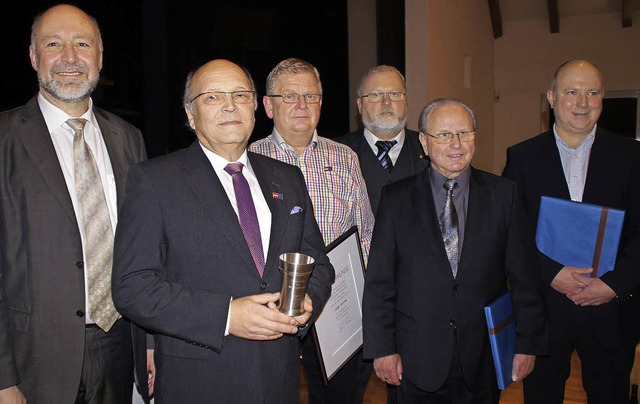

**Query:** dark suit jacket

left=335, top=129, right=429, bottom=214
left=362, top=167, right=548, bottom=391
left=503, top=128, right=640, bottom=346
left=112, top=142, right=334, bottom=403
left=0, top=95, right=147, bottom=402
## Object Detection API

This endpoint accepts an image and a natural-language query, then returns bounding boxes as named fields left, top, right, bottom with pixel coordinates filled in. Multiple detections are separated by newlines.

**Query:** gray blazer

left=0, top=95, right=147, bottom=402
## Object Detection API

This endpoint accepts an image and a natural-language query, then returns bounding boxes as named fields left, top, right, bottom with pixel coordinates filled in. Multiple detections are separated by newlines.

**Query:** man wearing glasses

left=112, top=59, right=334, bottom=403
left=337, top=65, right=430, bottom=215
left=249, top=58, right=374, bottom=404
left=362, top=98, right=548, bottom=403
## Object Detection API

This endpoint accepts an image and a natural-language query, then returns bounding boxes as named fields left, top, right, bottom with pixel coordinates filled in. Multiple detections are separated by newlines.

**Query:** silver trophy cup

left=277, top=252, right=315, bottom=316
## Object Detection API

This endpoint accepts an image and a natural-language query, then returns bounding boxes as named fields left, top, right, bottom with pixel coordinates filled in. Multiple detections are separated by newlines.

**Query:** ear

left=547, top=90, right=555, bottom=109
left=356, top=97, right=363, bottom=115
left=263, top=95, right=274, bottom=119
left=419, top=132, right=429, bottom=156
left=184, top=105, right=196, bottom=131
left=29, top=46, right=38, bottom=71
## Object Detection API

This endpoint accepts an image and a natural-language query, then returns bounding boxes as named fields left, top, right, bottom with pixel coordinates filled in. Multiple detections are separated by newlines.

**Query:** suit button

left=453, top=284, right=459, bottom=290
left=76, top=261, right=84, bottom=269
left=260, top=282, right=268, bottom=290
left=449, top=318, right=456, bottom=326
left=76, top=310, right=85, bottom=318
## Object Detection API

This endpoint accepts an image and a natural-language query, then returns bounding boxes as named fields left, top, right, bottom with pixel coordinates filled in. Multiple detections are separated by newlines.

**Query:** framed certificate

left=312, top=226, right=366, bottom=383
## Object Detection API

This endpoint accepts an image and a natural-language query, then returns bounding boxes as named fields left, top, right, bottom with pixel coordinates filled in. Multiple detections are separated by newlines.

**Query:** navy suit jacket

left=503, top=128, right=640, bottom=347
left=112, top=142, right=334, bottom=403
left=362, top=167, right=548, bottom=391
left=335, top=129, right=429, bottom=214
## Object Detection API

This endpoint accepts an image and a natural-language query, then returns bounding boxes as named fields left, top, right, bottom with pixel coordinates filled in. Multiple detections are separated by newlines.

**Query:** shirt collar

left=363, top=127, right=405, bottom=150
left=199, top=143, right=250, bottom=173
left=38, top=92, right=97, bottom=134
left=552, top=123, right=596, bottom=152
left=271, top=127, right=318, bottom=153
left=429, top=166, right=471, bottom=197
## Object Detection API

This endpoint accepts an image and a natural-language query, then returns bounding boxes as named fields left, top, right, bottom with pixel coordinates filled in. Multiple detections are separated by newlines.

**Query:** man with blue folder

left=503, top=59, right=640, bottom=404
left=363, top=98, right=548, bottom=403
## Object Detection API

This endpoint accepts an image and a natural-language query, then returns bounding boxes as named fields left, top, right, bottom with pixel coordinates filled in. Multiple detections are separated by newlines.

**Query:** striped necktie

left=375, top=140, right=397, bottom=173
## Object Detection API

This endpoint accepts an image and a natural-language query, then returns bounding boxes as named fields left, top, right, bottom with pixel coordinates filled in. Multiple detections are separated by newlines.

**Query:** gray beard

left=363, top=115, right=407, bottom=138
left=38, top=74, right=98, bottom=103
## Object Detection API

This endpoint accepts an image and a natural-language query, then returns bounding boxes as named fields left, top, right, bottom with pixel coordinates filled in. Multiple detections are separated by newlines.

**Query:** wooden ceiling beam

left=623, top=0, right=633, bottom=27
left=548, top=0, right=560, bottom=33
left=488, top=0, right=503, bottom=39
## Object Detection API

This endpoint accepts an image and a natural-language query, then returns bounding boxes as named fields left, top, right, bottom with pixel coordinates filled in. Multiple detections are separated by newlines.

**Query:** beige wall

left=406, top=0, right=496, bottom=172
left=493, top=11, right=640, bottom=173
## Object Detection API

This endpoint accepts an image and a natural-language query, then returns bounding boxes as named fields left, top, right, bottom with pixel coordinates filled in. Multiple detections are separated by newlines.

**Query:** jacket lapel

left=413, top=170, right=452, bottom=270
left=17, top=97, right=78, bottom=228
left=182, top=143, right=259, bottom=277
left=249, top=153, right=288, bottom=278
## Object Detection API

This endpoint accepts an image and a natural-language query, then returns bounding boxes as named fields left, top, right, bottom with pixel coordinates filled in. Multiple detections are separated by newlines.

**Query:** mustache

left=51, top=63, right=88, bottom=74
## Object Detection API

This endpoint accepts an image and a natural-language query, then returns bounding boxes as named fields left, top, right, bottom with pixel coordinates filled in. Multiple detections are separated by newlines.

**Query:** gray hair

left=265, top=58, right=322, bottom=95
left=418, top=98, right=478, bottom=133
left=357, top=65, right=406, bottom=97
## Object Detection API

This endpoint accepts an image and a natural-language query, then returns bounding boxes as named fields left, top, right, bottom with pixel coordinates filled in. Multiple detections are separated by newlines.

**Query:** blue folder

left=484, top=291, right=516, bottom=390
left=536, top=196, right=625, bottom=277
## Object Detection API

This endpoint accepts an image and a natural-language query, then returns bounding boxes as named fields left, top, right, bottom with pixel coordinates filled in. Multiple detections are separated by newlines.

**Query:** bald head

left=551, top=60, right=602, bottom=93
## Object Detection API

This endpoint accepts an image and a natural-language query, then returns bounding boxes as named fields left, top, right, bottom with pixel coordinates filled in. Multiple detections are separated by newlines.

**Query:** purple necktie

left=224, top=162, right=265, bottom=277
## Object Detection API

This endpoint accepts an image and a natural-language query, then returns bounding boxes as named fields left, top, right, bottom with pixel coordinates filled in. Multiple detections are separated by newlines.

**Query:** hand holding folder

left=484, top=291, right=516, bottom=390
left=535, top=196, right=625, bottom=277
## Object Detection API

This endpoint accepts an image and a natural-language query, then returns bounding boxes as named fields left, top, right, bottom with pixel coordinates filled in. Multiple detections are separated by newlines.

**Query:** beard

left=362, top=110, right=407, bottom=138
left=37, top=62, right=99, bottom=103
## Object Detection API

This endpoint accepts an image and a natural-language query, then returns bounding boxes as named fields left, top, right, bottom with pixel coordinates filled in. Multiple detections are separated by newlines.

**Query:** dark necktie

left=68, top=118, right=120, bottom=332
left=439, top=179, right=459, bottom=278
left=375, top=140, right=397, bottom=173
left=224, top=162, right=265, bottom=277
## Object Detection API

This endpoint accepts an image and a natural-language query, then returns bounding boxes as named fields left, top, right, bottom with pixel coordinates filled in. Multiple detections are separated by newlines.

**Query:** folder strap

left=591, top=207, right=609, bottom=278
left=489, top=314, right=515, bottom=335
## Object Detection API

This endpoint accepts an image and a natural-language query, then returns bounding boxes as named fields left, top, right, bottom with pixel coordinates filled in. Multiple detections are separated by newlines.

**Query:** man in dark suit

left=362, top=98, right=548, bottom=403
left=111, top=59, right=335, bottom=404
left=336, top=65, right=429, bottom=215
left=0, top=4, right=148, bottom=403
left=503, top=59, right=640, bottom=404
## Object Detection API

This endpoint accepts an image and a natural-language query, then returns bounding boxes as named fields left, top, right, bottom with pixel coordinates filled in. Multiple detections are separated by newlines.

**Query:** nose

left=381, top=93, right=392, bottom=105
left=577, top=93, right=588, bottom=108
left=449, top=134, right=463, bottom=148
left=221, top=94, right=238, bottom=111
left=60, top=45, right=78, bottom=63
left=295, top=95, right=308, bottom=108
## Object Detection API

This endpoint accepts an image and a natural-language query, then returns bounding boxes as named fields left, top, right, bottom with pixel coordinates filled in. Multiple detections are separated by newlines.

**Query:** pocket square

left=290, top=206, right=303, bottom=214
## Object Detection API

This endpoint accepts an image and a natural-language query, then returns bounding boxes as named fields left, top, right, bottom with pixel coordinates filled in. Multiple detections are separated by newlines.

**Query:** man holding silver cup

left=112, top=59, right=334, bottom=404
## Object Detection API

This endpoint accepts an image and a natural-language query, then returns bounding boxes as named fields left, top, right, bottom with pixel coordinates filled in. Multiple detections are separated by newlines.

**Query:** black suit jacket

left=112, top=142, right=334, bottom=403
left=0, top=95, right=147, bottom=402
left=335, top=129, right=429, bottom=214
left=503, top=128, right=640, bottom=346
left=362, top=167, right=548, bottom=391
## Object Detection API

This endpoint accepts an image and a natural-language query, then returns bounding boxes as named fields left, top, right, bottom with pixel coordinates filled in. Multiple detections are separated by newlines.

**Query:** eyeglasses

left=267, top=93, right=322, bottom=104
left=189, top=91, right=256, bottom=105
left=361, top=91, right=406, bottom=103
left=425, top=130, right=476, bottom=144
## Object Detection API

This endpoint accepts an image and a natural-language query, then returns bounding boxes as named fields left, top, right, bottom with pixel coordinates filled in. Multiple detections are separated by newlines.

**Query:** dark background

left=0, top=1, right=360, bottom=158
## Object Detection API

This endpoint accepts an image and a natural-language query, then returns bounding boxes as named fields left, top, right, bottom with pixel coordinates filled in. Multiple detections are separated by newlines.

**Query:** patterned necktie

left=224, top=162, right=265, bottom=277
left=375, top=140, right=398, bottom=173
left=69, top=118, right=120, bottom=332
left=439, top=179, right=459, bottom=278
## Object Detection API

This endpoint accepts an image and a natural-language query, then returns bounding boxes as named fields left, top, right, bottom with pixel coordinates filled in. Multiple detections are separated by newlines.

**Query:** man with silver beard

left=337, top=65, right=430, bottom=216
left=0, top=4, right=148, bottom=403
